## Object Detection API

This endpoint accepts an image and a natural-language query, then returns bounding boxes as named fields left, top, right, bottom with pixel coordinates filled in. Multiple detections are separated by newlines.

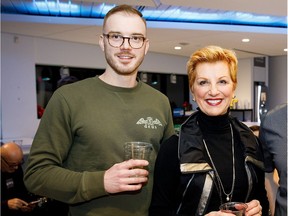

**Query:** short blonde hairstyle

left=103, top=5, right=146, bottom=30
left=187, top=45, right=238, bottom=91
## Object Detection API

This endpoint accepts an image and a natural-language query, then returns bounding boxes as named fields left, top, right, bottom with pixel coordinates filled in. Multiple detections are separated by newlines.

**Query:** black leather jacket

left=178, top=111, right=267, bottom=215
left=150, top=111, right=269, bottom=216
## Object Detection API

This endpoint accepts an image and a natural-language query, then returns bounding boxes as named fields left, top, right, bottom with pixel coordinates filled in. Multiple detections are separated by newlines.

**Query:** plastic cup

left=124, top=141, right=153, bottom=161
left=220, top=202, right=248, bottom=216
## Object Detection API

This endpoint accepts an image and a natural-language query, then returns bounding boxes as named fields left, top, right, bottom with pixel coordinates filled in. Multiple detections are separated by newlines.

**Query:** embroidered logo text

left=136, top=117, right=163, bottom=129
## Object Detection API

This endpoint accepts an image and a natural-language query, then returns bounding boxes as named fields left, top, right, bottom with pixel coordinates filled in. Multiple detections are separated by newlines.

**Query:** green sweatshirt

left=24, top=76, right=175, bottom=216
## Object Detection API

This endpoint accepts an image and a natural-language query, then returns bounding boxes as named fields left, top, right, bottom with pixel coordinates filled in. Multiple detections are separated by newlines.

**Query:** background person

left=24, top=4, right=175, bottom=216
left=57, top=75, right=79, bottom=88
left=259, top=103, right=287, bottom=216
left=249, top=124, right=280, bottom=216
left=249, top=125, right=260, bottom=137
left=149, top=45, right=268, bottom=216
left=1, top=142, right=36, bottom=216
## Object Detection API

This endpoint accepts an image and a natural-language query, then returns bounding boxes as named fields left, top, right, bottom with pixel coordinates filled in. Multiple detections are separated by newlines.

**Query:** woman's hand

left=205, top=199, right=262, bottom=216
left=245, top=199, right=262, bottom=216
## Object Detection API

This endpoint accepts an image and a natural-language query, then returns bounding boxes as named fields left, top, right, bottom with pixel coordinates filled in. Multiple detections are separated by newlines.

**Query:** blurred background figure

left=259, top=103, right=287, bottom=216
left=249, top=125, right=260, bottom=137
left=249, top=124, right=279, bottom=215
left=1, top=142, right=36, bottom=216
left=57, top=75, right=79, bottom=88
left=37, top=75, right=79, bottom=118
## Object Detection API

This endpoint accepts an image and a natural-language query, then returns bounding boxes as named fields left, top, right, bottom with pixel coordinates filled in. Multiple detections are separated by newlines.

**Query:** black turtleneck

left=197, top=109, right=248, bottom=211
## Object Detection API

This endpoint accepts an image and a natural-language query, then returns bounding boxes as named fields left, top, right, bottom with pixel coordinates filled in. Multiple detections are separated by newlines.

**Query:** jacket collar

left=178, top=111, right=265, bottom=172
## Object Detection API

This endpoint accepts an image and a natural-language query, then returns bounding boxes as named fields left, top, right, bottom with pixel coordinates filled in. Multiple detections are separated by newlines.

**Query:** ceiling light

left=242, top=38, right=250, bottom=42
left=174, top=46, right=182, bottom=50
left=284, top=48, right=288, bottom=52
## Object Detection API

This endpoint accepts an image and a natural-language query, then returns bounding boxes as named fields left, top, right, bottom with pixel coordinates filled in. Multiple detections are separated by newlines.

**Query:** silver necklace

left=202, top=123, right=235, bottom=202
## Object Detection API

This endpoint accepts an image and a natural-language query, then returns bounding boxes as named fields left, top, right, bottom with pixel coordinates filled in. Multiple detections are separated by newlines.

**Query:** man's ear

left=144, top=39, right=149, bottom=55
left=99, top=35, right=105, bottom=51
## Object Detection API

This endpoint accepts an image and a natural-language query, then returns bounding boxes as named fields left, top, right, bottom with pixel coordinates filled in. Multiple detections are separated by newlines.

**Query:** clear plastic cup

left=219, top=202, right=248, bottom=216
left=124, top=141, right=153, bottom=161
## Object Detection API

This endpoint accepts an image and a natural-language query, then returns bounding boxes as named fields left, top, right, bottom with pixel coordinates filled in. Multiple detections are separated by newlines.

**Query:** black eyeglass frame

left=1, top=156, right=24, bottom=168
left=102, top=33, right=146, bottom=49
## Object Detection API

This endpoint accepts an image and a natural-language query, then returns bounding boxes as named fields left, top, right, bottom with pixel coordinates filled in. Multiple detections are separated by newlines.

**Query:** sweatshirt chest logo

left=136, top=117, right=163, bottom=129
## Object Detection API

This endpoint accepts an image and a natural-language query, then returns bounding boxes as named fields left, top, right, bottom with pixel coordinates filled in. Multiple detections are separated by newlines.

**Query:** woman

left=149, top=46, right=269, bottom=216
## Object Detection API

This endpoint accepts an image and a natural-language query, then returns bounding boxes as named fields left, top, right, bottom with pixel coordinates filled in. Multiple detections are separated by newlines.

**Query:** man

left=259, top=103, right=287, bottom=216
left=24, top=4, right=175, bottom=216
left=1, top=142, right=35, bottom=216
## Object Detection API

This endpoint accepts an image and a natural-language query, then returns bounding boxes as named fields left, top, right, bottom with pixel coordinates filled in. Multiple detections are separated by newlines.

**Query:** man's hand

left=8, top=198, right=29, bottom=210
left=104, top=159, right=149, bottom=194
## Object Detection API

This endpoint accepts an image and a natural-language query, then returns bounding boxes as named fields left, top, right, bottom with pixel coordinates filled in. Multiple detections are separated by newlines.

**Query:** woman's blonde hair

left=187, top=45, right=238, bottom=91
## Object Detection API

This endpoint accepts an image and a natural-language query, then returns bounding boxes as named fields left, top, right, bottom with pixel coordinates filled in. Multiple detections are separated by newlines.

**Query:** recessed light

left=174, top=46, right=182, bottom=50
left=284, top=48, right=288, bottom=52
left=242, top=38, right=250, bottom=42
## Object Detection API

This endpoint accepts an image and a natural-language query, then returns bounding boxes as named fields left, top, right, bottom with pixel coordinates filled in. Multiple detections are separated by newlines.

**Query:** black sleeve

left=258, top=124, right=274, bottom=173
left=14, top=168, right=32, bottom=201
left=0, top=200, right=9, bottom=212
left=149, top=135, right=181, bottom=216
left=249, top=163, right=270, bottom=216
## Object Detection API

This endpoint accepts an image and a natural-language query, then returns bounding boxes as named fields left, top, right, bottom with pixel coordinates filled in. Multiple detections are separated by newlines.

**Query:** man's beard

left=105, top=52, right=145, bottom=76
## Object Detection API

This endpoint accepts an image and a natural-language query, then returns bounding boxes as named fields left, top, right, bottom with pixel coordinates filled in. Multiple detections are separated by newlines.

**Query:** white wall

left=235, top=58, right=253, bottom=109
left=268, top=55, right=287, bottom=109
left=1, top=33, right=188, bottom=140
left=1, top=34, right=38, bottom=140
left=33, top=37, right=190, bottom=75
left=0, top=32, right=265, bottom=140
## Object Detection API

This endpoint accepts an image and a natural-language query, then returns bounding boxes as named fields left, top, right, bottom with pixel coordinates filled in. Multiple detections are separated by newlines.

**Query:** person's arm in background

left=1, top=198, right=10, bottom=212
left=259, top=103, right=287, bottom=216
left=249, top=124, right=278, bottom=216
left=265, top=170, right=279, bottom=216
left=1, top=167, right=35, bottom=212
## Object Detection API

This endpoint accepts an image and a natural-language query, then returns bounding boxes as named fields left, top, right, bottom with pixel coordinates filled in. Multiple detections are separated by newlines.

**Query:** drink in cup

left=124, top=141, right=153, bottom=186
left=124, top=141, right=153, bottom=168
left=219, top=202, right=248, bottom=216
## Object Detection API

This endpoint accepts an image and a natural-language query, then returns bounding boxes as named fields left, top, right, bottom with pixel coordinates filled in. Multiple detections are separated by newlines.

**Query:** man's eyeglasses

left=1, top=156, right=24, bottom=168
left=103, top=33, right=146, bottom=49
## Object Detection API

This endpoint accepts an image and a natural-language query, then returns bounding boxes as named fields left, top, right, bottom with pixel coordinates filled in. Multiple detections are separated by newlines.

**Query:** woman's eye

left=199, top=80, right=207, bottom=85
left=219, top=80, right=228, bottom=84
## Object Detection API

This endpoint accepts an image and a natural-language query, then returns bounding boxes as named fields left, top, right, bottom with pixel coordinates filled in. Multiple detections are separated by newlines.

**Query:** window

left=35, top=65, right=189, bottom=118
